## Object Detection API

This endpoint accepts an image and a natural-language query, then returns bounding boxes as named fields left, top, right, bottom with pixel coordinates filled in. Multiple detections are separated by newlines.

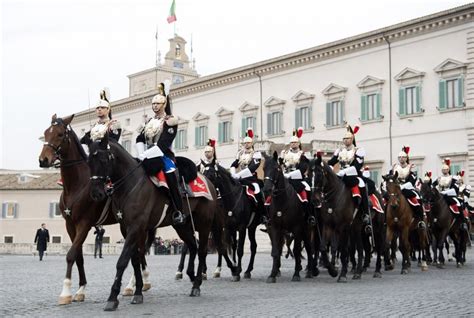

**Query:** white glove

left=138, top=145, right=163, bottom=161
left=284, top=173, right=290, bottom=179
left=231, top=173, right=240, bottom=180
left=135, top=142, right=146, bottom=157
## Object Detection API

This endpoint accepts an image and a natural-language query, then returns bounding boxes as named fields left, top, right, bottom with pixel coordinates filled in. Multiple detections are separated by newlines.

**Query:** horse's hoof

left=401, top=269, right=409, bottom=275
left=231, top=275, right=240, bottom=282
left=448, top=258, right=453, bottom=262
left=131, top=295, right=143, bottom=304
left=328, top=267, right=338, bottom=278
left=243, top=272, right=251, bottom=279
left=292, top=275, right=301, bottom=282
left=175, top=272, right=183, bottom=280
left=276, top=270, right=281, bottom=277
left=436, top=263, right=444, bottom=269
left=305, top=271, right=313, bottom=279
left=312, top=267, right=320, bottom=277
left=350, top=268, right=356, bottom=274
left=143, top=283, right=151, bottom=291
left=72, top=293, right=85, bottom=302
left=373, top=272, right=382, bottom=278
left=385, top=265, right=394, bottom=271
left=213, top=272, right=221, bottom=278
left=457, top=262, right=462, bottom=268
left=417, top=262, right=422, bottom=267
left=202, top=273, right=207, bottom=281
left=266, top=276, right=276, bottom=284
left=362, top=267, right=368, bottom=273
left=58, top=295, right=72, bottom=305
left=421, top=265, right=428, bottom=272
left=104, top=300, right=119, bottom=311
left=122, top=288, right=134, bottom=296
left=352, top=273, right=361, bottom=280
left=337, top=276, right=347, bottom=283
left=190, top=288, right=200, bottom=297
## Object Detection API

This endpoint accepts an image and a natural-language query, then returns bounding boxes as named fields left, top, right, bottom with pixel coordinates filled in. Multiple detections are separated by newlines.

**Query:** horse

left=87, top=133, right=235, bottom=310
left=204, top=161, right=262, bottom=281
left=382, top=172, right=428, bottom=274
left=262, top=152, right=314, bottom=283
left=308, top=154, right=362, bottom=282
left=38, top=114, right=151, bottom=305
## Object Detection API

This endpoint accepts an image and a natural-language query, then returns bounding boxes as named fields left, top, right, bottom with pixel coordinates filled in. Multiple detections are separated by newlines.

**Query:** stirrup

left=307, top=216, right=316, bottom=226
left=364, top=224, right=372, bottom=235
left=172, top=211, right=185, bottom=225
left=417, top=221, right=426, bottom=229
left=461, top=223, right=468, bottom=231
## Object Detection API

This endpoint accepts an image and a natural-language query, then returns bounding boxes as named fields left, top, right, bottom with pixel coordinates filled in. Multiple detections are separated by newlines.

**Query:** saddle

left=369, top=194, right=383, bottom=213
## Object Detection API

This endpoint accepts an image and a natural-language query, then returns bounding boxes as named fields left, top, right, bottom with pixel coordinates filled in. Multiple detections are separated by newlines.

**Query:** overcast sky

left=1, top=0, right=470, bottom=170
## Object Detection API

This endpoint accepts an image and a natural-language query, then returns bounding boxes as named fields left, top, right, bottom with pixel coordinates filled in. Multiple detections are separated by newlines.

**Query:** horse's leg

left=320, top=227, right=338, bottom=277
left=233, top=228, right=246, bottom=282
left=244, top=225, right=258, bottom=279
left=337, top=228, right=350, bottom=283
left=266, top=226, right=282, bottom=283
left=303, top=227, right=316, bottom=278
left=384, top=227, right=394, bottom=271
left=190, top=229, right=209, bottom=297
left=176, top=243, right=188, bottom=280
left=373, top=221, right=383, bottom=278
left=363, top=233, right=371, bottom=271
left=73, top=246, right=87, bottom=302
left=59, top=221, right=88, bottom=305
left=130, top=251, right=144, bottom=304
left=400, top=227, right=410, bottom=275
left=432, top=233, right=439, bottom=265
left=291, top=231, right=303, bottom=282
left=104, top=235, right=136, bottom=311
left=349, top=235, right=356, bottom=274
left=419, top=228, right=428, bottom=271
left=352, top=224, right=364, bottom=279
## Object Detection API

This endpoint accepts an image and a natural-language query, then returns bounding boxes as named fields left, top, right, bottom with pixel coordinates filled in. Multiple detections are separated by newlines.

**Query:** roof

left=0, top=170, right=62, bottom=191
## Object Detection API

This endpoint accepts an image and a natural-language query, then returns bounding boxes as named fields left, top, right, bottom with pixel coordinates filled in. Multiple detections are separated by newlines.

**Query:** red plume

left=460, top=170, right=465, bottom=177
left=427, top=171, right=432, bottom=178
left=403, top=146, right=410, bottom=155
left=364, top=166, right=370, bottom=171
left=353, top=126, right=360, bottom=134
left=208, top=139, right=216, bottom=147
left=297, top=127, right=303, bottom=138
left=444, top=158, right=451, bottom=166
left=316, top=150, right=323, bottom=157
left=247, top=128, right=254, bottom=138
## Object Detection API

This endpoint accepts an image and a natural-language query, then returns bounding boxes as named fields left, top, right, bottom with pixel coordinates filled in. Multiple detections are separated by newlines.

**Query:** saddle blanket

left=407, top=197, right=420, bottom=207
left=423, top=203, right=431, bottom=213
left=369, top=194, right=383, bottom=213
left=351, top=186, right=361, bottom=198
left=262, top=192, right=307, bottom=205
left=449, top=204, right=460, bottom=214
left=150, top=171, right=213, bottom=201
left=246, top=186, right=258, bottom=204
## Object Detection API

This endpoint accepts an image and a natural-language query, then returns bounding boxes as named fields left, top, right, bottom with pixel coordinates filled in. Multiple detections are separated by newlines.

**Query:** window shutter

left=415, top=86, right=421, bottom=113
left=2, top=203, right=6, bottom=218
left=458, top=77, right=464, bottom=107
left=229, top=121, right=232, bottom=142
left=439, top=80, right=446, bottom=110
left=340, top=100, right=345, bottom=124
left=49, top=202, right=54, bottom=218
left=360, top=95, right=367, bottom=121
left=267, top=113, right=272, bottom=135
left=252, top=117, right=257, bottom=132
left=295, top=108, right=299, bottom=129
left=218, top=122, right=223, bottom=143
left=183, top=130, right=187, bottom=148
left=308, top=105, right=313, bottom=128
left=194, top=127, right=199, bottom=146
left=376, top=93, right=382, bottom=119
left=204, top=126, right=208, bottom=142
left=241, top=118, right=246, bottom=138
left=326, top=102, right=331, bottom=126
left=279, top=112, right=283, bottom=134
left=398, top=88, right=406, bottom=116
left=14, top=203, right=18, bottom=218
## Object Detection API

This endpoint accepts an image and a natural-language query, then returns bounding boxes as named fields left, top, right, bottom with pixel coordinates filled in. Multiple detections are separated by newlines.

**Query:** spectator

left=34, top=223, right=50, bottom=261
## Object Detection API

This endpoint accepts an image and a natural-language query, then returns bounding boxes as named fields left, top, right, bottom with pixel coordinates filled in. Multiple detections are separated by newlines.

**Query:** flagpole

left=155, top=25, right=159, bottom=89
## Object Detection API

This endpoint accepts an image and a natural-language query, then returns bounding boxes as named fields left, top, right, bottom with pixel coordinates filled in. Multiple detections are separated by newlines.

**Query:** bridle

left=44, top=120, right=85, bottom=168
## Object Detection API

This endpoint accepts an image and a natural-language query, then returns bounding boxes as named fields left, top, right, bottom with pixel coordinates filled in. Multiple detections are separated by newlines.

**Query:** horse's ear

left=278, top=157, right=284, bottom=166
left=52, top=113, right=57, bottom=121
left=62, top=114, right=75, bottom=126
left=393, top=171, right=398, bottom=180
left=382, top=174, right=387, bottom=181
left=272, top=151, right=278, bottom=161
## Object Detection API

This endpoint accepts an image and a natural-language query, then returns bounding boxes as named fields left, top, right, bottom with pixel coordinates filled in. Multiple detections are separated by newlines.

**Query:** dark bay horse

left=205, top=162, right=262, bottom=281
left=308, top=154, right=359, bottom=282
left=383, top=172, right=428, bottom=274
left=39, top=114, right=126, bottom=305
left=262, top=152, right=314, bottom=283
left=88, top=134, right=235, bottom=310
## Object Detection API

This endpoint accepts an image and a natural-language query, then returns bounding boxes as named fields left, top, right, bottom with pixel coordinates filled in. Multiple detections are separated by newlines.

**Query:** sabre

left=182, top=176, right=199, bottom=249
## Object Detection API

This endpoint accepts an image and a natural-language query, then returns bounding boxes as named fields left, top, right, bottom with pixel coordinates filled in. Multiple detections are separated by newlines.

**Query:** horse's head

left=309, top=153, right=326, bottom=203
left=382, top=171, right=401, bottom=209
left=88, top=133, right=113, bottom=201
left=39, top=114, right=74, bottom=167
left=201, top=159, right=218, bottom=184
left=262, top=151, right=282, bottom=197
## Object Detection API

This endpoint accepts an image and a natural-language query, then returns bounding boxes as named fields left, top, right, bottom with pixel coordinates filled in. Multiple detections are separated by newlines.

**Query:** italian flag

left=167, top=0, right=177, bottom=23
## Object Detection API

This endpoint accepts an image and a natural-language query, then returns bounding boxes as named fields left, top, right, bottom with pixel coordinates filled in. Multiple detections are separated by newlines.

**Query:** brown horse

left=39, top=114, right=124, bottom=305
left=87, top=133, right=235, bottom=310
left=383, top=172, right=428, bottom=274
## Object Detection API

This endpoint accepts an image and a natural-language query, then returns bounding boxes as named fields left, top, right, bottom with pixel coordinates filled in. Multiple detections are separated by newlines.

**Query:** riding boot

left=257, top=193, right=269, bottom=225
left=305, top=200, right=316, bottom=225
left=414, top=205, right=426, bottom=229
left=164, top=172, right=185, bottom=225
left=360, top=188, right=372, bottom=234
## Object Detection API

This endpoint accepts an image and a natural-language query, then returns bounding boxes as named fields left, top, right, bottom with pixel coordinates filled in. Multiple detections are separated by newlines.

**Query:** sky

left=1, top=0, right=471, bottom=170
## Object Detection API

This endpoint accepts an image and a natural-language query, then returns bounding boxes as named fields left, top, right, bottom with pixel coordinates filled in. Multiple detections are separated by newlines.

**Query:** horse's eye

left=58, top=133, right=64, bottom=138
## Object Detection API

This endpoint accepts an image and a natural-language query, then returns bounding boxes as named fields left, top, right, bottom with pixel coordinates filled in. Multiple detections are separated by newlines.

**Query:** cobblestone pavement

left=1, top=248, right=473, bottom=317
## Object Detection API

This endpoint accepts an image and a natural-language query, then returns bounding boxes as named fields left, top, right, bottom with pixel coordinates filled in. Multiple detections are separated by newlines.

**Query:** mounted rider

left=197, top=139, right=216, bottom=174
left=453, top=170, right=470, bottom=230
left=280, top=127, right=315, bottom=224
left=390, top=146, right=425, bottom=228
left=135, top=82, right=185, bottom=225
left=328, top=125, right=371, bottom=231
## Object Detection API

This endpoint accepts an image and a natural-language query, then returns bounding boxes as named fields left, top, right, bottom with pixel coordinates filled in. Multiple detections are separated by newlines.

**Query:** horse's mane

left=217, top=164, right=238, bottom=186
left=68, top=126, right=88, bottom=161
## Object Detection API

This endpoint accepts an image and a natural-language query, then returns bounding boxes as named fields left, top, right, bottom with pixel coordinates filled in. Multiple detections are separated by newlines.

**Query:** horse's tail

left=210, top=208, right=228, bottom=253
left=145, top=228, right=157, bottom=255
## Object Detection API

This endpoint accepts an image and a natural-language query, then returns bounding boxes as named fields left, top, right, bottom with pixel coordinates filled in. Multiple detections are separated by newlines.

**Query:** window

left=174, top=129, right=187, bottom=150
left=2, top=202, right=18, bottom=218
left=103, top=236, right=110, bottom=244
left=361, top=93, right=381, bottom=121
left=218, top=121, right=232, bottom=143
left=4, top=236, right=13, bottom=244
left=267, top=112, right=283, bottom=136
left=295, top=106, right=312, bottom=130
left=172, top=75, right=184, bottom=84
left=439, top=78, right=464, bottom=110
left=173, top=61, right=184, bottom=69
left=52, top=236, right=61, bottom=244
left=241, top=116, right=257, bottom=137
left=195, top=125, right=208, bottom=147
left=121, top=140, right=131, bottom=153
left=369, top=170, right=381, bottom=187
left=49, top=202, right=61, bottom=218
left=326, top=100, right=344, bottom=127
left=450, top=162, right=462, bottom=176
left=398, top=86, right=421, bottom=116
left=175, top=44, right=181, bottom=57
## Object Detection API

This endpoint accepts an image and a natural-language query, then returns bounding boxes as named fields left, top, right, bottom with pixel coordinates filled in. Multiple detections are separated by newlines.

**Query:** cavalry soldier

left=197, top=139, right=216, bottom=174
left=390, top=146, right=425, bottom=228
left=135, top=82, right=185, bottom=225
left=280, top=128, right=315, bottom=224
left=453, top=170, right=471, bottom=231
left=328, top=125, right=371, bottom=231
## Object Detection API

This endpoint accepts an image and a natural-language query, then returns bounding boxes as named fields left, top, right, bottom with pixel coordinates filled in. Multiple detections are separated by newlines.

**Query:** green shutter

left=398, top=88, right=406, bottom=116
left=252, top=116, right=257, bottom=132
left=340, top=100, right=345, bottom=124
left=360, top=95, right=367, bottom=121
left=451, top=163, right=461, bottom=176
left=194, top=127, right=199, bottom=146
left=295, top=108, right=299, bottom=128
left=439, top=80, right=446, bottom=110
left=241, top=118, right=246, bottom=138
left=204, top=126, right=208, bottom=142
left=267, top=113, right=272, bottom=135
left=279, top=112, right=283, bottom=134
left=415, top=86, right=421, bottom=113
left=458, top=77, right=464, bottom=107
left=229, top=122, right=232, bottom=142
left=49, top=203, right=54, bottom=218
left=218, top=122, right=223, bottom=143
left=14, top=203, right=18, bottom=218
left=1, top=203, right=6, bottom=218
left=376, top=93, right=382, bottom=119
left=308, top=105, right=313, bottom=128
left=326, top=102, right=331, bottom=126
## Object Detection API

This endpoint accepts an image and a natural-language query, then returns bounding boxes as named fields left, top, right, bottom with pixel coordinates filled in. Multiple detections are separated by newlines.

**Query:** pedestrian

left=94, top=225, right=105, bottom=258
left=34, top=223, right=50, bottom=261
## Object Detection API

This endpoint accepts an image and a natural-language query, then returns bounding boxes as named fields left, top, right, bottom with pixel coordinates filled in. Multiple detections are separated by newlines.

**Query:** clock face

left=173, top=61, right=184, bottom=69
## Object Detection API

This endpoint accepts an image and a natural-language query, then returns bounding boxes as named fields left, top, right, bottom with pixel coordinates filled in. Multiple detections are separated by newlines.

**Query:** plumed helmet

left=290, top=127, right=303, bottom=143
left=204, top=139, right=215, bottom=153
left=398, top=145, right=410, bottom=158
left=152, top=82, right=172, bottom=115
left=362, top=166, right=370, bottom=178
left=441, top=158, right=451, bottom=171
left=243, top=127, right=254, bottom=143
left=96, top=88, right=110, bottom=109
left=343, top=125, right=359, bottom=146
